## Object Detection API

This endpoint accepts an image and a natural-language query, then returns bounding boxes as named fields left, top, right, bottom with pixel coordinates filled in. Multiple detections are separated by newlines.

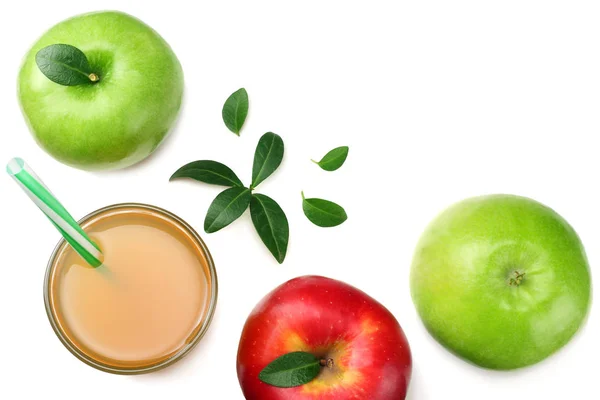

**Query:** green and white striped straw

left=7, top=157, right=103, bottom=267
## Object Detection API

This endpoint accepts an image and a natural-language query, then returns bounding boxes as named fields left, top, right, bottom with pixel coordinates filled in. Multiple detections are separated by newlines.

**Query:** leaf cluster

left=171, top=132, right=288, bottom=263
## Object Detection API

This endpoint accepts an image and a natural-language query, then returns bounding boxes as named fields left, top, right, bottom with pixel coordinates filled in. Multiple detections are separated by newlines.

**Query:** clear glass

left=44, top=203, right=218, bottom=375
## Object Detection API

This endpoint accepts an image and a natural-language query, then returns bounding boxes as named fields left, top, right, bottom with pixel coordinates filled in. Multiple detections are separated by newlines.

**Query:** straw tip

left=6, top=158, right=24, bottom=176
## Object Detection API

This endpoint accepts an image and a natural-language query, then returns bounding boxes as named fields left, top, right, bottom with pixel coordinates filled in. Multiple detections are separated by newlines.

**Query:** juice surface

left=48, top=206, right=213, bottom=370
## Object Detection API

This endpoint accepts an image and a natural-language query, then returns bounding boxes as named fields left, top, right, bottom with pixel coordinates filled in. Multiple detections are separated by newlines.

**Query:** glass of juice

left=44, top=203, right=217, bottom=374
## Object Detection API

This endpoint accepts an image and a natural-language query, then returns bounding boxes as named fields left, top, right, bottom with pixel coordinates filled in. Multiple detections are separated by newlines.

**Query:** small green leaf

left=302, top=192, right=348, bottom=227
left=312, top=146, right=349, bottom=171
left=170, top=160, right=243, bottom=187
left=250, top=194, right=289, bottom=263
left=204, top=187, right=252, bottom=233
left=222, top=88, right=249, bottom=135
left=259, top=352, right=321, bottom=388
left=35, top=44, right=98, bottom=86
left=252, top=132, right=284, bottom=188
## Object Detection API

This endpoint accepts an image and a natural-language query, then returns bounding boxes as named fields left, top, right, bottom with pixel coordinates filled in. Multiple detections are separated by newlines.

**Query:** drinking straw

left=6, top=157, right=103, bottom=267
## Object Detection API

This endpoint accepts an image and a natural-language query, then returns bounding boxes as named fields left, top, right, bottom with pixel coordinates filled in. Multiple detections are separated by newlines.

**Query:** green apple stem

left=88, top=73, right=100, bottom=82
left=319, top=358, right=334, bottom=369
left=509, top=271, right=526, bottom=286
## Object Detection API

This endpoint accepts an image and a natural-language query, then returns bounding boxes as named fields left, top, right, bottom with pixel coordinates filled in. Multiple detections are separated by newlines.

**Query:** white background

left=1, top=1, right=598, bottom=399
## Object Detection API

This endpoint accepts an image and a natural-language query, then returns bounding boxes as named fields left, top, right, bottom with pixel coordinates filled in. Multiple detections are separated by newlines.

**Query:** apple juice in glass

left=44, top=203, right=217, bottom=374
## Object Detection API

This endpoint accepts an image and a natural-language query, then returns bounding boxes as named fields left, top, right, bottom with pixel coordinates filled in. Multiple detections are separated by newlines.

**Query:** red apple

left=237, top=276, right=412, bottom=399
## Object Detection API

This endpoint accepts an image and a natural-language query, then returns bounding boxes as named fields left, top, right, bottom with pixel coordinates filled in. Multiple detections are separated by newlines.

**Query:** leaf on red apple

left=259, top=351, right=321, bottom=388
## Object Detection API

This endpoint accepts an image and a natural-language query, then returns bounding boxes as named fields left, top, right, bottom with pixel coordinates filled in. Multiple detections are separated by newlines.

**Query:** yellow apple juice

left=45, top=204, right=216, bottom=373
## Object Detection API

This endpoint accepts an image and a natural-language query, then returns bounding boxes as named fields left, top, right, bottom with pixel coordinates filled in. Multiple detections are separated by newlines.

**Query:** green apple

left=411, top=195, right=591, bottom=370
left=18, top=11, right=184, bottom=170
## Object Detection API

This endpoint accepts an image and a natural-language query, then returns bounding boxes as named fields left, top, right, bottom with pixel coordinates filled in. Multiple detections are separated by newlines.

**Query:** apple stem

left=509, top=271, right=526, bottom=286
left=319, top=358, right=334, bottom=369
left=88, top=73, right=100, bottom=83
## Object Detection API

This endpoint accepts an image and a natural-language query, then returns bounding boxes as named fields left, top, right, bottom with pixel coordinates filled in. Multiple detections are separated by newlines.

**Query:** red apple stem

left=319, top=358, right=334, bottom=369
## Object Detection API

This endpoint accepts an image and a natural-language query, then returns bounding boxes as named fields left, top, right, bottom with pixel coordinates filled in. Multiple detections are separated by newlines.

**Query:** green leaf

left=222, top=88, right=249, bottom=135
left=204, top=187, right=252, bottom=233
left=259, top=352, right=321, bottom=388
left=35, top=44, right=98, bottom=86
left=312, top=146, right=349, bottom=171
left=252, top=132, right=284, bottom=188
left=302, top=192, right=348, bottom=227
left=170, top=160, right=243, bottom=187
left=250, top=194, right=289, bottom=264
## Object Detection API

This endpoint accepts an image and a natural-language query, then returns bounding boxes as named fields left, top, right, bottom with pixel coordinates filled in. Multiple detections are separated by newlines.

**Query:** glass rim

left=43, top=202, right=218, bottom=375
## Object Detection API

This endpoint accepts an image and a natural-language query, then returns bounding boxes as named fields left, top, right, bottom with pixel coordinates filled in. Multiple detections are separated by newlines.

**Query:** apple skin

left=237, top=276, right=412, bottom=400
left=411, top=194, right=591, bottom=370
left=18, top=11, right=184, bottom=170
